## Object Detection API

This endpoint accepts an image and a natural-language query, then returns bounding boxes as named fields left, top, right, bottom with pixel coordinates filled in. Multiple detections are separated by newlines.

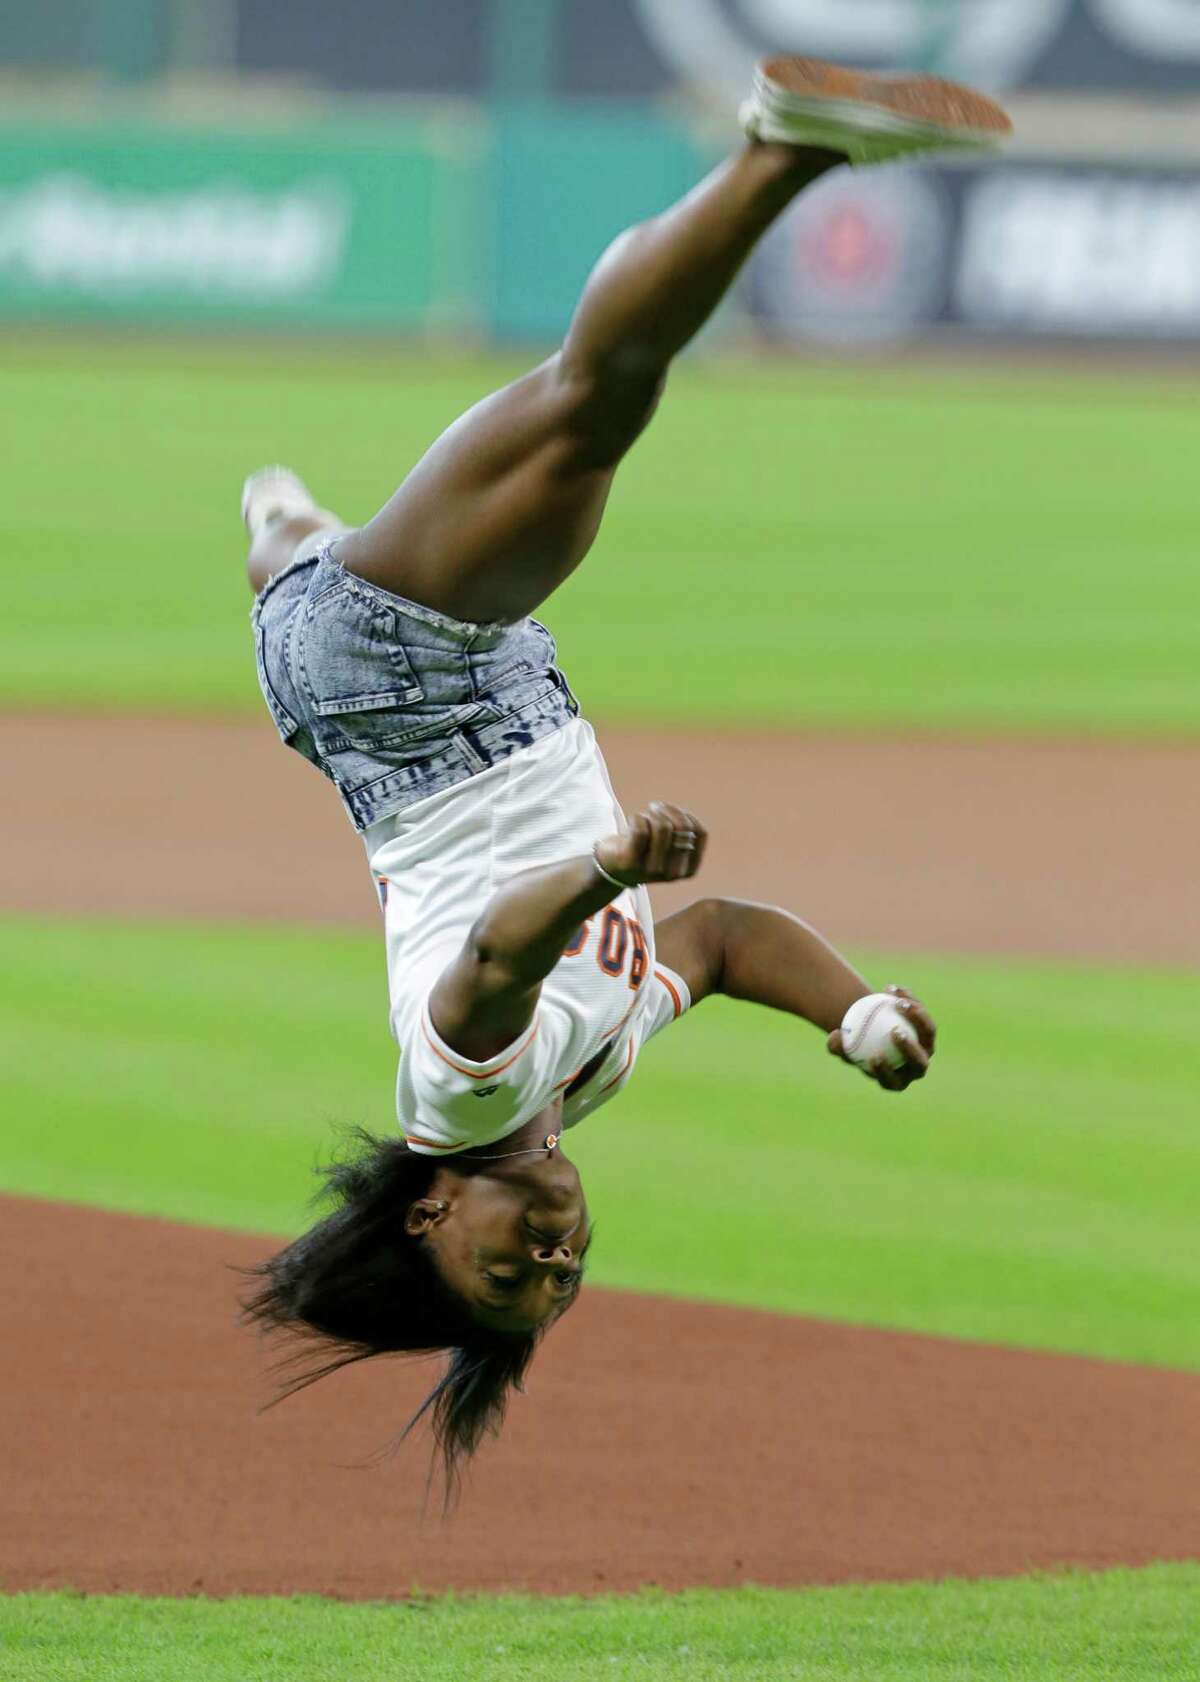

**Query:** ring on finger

left=672, top=833, right=697, bottom=851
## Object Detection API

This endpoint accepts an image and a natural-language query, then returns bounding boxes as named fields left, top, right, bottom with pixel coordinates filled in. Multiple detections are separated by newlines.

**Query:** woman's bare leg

left=336, top=144, right=841, bottom=624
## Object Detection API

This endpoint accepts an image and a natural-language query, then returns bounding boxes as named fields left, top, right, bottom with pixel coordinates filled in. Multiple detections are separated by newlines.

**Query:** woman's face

left=408, top=1151, right=591, bottom=1334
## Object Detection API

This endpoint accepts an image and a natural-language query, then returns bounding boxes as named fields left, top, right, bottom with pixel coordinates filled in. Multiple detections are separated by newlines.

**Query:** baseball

left=839, top=992, right=919, bottom=1071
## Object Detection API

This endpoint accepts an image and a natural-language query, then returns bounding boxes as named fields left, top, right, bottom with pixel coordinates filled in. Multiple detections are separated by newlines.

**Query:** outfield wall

left=747, top=158, right=1200, bottom=348
left=0, top=114, right=487, bottom=333
left=5, top=109, right=1200, bottom=347
left=0, top=108, right=706, bottom=341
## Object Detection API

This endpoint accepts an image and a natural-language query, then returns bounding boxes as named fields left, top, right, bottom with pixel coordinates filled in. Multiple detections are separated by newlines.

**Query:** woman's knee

left=557, top=354, right=667, bottom=470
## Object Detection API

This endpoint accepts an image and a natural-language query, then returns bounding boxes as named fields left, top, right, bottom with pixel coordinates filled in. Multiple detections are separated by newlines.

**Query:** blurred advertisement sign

left=748, top=161, right=1200, bottom=345
left=630, top=0, right=1069, bottom=94
left=563, top=0, right=1200, bottom=96
left=749, top=169, right=951, bottom=345
left=956, top=170, right=1200, bottom=335
left=1091, top=0, right=1200, bottom=57
left=0, top=123, right=448, bottom=329
left=0, top=177, right=347, bottom=301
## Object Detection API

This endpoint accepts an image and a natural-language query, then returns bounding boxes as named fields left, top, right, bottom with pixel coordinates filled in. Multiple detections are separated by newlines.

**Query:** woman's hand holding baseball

left=826, top=985, right=937, bottom=1092
left=595, top=802, right=708, bottom=887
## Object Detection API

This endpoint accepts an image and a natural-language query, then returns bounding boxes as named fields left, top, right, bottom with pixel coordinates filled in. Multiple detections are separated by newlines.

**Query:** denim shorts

left=250, top=539, right=579, bottom=831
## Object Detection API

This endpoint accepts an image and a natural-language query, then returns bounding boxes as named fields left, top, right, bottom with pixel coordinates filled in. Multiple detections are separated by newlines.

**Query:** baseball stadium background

left=2, top=4, right=1199, bottom=1678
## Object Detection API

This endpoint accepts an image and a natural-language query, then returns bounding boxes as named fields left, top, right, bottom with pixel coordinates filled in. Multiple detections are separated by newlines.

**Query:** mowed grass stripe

left=2, top=340, right=1198, bottom=732
left=4, top=1567, right=1199, bottom=1682
left=3, top=916, right=1198, bottom=1370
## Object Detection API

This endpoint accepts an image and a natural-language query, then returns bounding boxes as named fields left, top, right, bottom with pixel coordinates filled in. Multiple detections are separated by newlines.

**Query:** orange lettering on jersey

left=563, top=919, right=591, bottom=958
left=628, top=918, right=648, bottom=991
left=597, top=907, right=628, bottom=977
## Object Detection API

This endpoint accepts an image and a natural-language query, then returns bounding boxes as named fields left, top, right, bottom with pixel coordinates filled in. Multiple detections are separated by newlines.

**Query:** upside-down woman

left=242, top=58, right=1010, bottom=1486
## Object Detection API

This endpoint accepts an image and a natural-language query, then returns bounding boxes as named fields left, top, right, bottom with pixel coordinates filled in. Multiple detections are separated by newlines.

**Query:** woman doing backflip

left=242, top=59, right=1011, bottom=1485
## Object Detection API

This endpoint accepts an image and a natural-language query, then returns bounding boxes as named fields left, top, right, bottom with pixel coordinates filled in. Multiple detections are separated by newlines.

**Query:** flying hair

left=240, top=1129, right=555, bottom=1500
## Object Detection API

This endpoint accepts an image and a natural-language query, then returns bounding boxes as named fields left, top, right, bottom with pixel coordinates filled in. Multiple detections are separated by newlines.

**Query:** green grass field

left=4, top=336, right=1197, bottom=1677
left=4, top=917, right=1198, bottom=1371
left=5, top=1568, right=1199, bottom=1682
left=3, top=336, right=1198, bottom=734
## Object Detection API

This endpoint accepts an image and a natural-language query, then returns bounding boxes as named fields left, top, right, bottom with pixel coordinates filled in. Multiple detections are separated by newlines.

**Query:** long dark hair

left=242, top=1130, right=546, bottom=1494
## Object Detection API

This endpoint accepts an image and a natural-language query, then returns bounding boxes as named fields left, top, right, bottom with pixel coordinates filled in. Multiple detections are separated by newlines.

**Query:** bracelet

left=592, top=846, right=630, bottom=892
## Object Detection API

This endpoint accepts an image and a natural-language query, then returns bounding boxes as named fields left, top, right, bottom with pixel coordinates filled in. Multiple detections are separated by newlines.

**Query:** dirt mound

left=5, top=1194, right=1198, bottom=1598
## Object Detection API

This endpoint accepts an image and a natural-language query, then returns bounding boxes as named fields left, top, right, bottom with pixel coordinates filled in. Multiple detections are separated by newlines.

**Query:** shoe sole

left=755, top=56, right=1013, bottom=153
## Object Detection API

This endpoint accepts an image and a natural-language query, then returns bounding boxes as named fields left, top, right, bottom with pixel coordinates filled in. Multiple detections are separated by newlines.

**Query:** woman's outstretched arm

left=654, top=898, right=935, bottom=1091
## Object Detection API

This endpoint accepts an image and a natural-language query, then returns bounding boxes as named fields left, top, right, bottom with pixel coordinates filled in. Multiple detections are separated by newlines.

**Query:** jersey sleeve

left=396, top=999, right=567, bottom=1156
left=640, top=962, right=691, bottom=1044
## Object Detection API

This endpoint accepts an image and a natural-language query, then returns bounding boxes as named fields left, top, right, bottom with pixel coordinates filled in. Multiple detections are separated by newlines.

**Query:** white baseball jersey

left=362, top=719, right=690, bottom=1156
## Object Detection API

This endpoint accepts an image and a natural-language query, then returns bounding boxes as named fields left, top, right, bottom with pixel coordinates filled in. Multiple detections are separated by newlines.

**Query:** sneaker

left=740, top=56, right=1013, bottom=166
left=240, top=465, right=319, bottom=539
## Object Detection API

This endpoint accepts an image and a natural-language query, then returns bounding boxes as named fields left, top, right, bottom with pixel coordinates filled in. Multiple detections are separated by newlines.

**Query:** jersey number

left=564, top=909, right=648, bottom=992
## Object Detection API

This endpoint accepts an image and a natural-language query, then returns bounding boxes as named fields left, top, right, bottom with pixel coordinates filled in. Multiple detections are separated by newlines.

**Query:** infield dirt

left=4, top=712, right=1197, bottom=962
left=3, top=711, right=1197, bottom=1596
left=5, top=1194, right=1200, bottom=1598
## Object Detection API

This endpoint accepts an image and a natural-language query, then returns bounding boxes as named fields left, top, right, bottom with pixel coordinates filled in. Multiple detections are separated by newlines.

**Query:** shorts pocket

left=254, top=617, right=302, bottom=743
left=486, top=656, right=534, bottom=689
left=298, top=584, right=427, bottom=748
left=476, top=669, right=560, bottom=723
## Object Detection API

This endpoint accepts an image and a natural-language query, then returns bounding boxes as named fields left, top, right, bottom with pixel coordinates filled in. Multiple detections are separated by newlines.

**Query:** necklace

left=464, top=1132, right=561, bottom=1162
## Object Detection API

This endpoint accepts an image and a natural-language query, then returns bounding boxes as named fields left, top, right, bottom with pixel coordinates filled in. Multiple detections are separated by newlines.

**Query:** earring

left=435, top=1200, right=448, bottom=1212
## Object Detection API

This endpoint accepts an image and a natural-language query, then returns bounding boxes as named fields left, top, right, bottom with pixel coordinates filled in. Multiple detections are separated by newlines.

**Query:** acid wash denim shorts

left=250, top=538, right=579, bottom=831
